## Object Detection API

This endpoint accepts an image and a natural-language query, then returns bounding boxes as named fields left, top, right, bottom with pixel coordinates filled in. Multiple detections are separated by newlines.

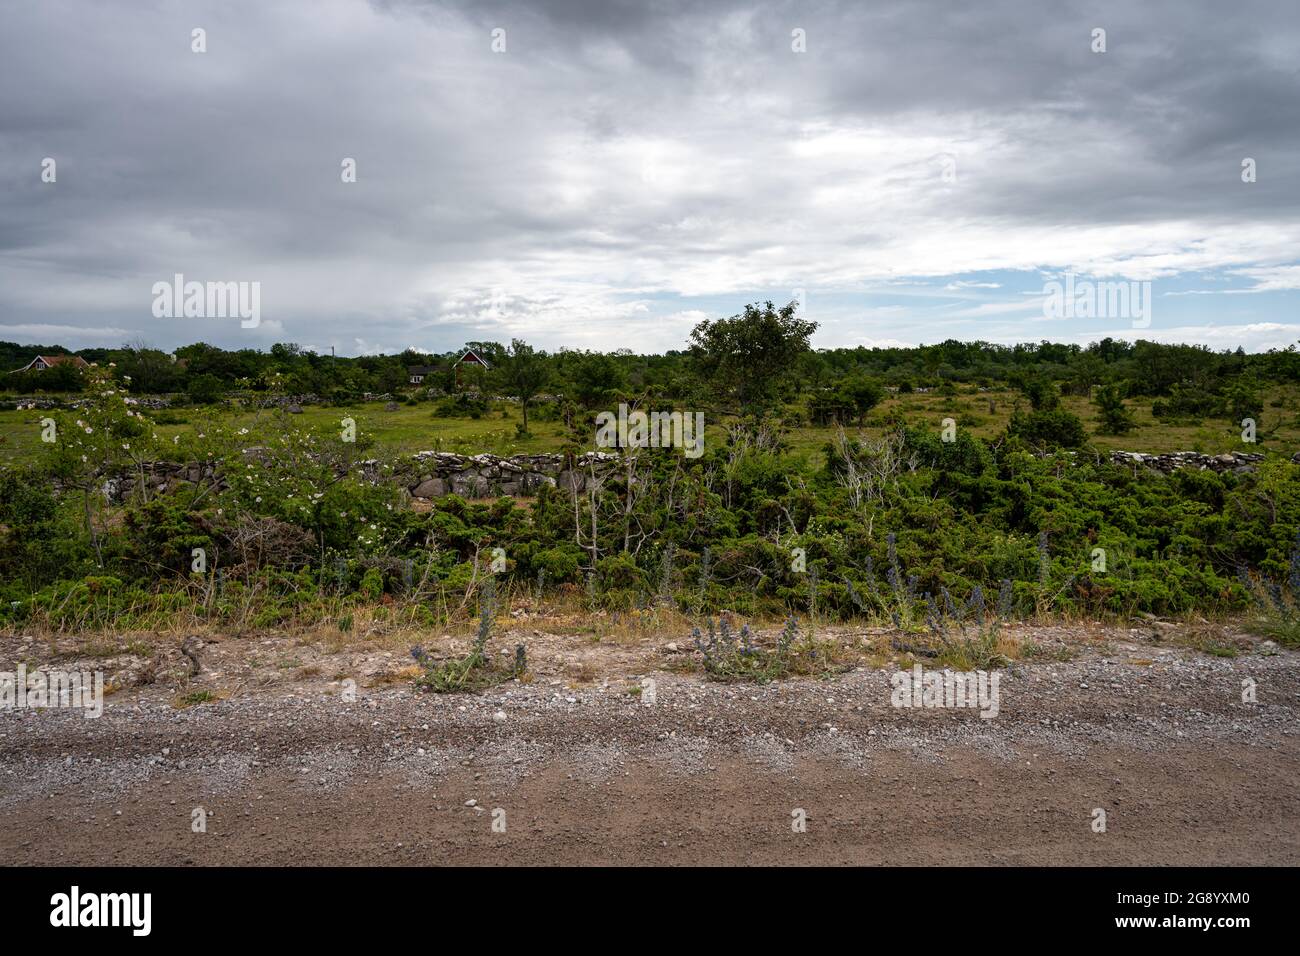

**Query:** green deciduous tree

left=566, top=351, right=626, bottom=408
left=1093, top=382, right=1136, bottom=435
left=499, top=338, right=548, bottom=435
left=688, top=301, right=817, bottom=412
left=839, top=374, right=886, bottom=425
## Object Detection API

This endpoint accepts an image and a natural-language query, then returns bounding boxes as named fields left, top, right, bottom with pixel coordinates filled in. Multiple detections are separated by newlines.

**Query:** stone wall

left=397, top=451, right=620, bottom=499
left=3, top=395, right=172, bottom=411
left=45, top=448, right=1288, bottom=505
left=57, top=451, right=623, bottom=504
left=1107, top=450, right=1269, bottom=474
left=50, top=461, right=222, bottom=503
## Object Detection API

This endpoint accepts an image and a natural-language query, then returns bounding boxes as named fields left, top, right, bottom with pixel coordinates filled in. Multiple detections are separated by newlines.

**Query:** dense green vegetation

left=2, top=302, right=1298, bottom=638
left=6, top=307, right=1300, bottom=431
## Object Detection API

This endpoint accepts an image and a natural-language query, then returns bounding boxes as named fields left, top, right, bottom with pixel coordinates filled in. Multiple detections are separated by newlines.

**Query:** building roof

left=456, top=348, right=491, bottom=369
left=13, top=354, right=90, bottom=373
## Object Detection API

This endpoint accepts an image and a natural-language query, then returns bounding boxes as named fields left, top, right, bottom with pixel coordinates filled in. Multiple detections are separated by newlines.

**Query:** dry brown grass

left=367, top=663, right=423, bottom=687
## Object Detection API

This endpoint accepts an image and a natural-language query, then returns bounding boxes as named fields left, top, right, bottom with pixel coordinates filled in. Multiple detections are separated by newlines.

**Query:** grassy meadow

left=5, top=380, right=1295, bottom=468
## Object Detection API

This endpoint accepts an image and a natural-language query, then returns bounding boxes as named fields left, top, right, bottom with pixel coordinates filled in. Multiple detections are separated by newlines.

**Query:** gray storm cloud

left=1, top=0, right=1297, bottom=353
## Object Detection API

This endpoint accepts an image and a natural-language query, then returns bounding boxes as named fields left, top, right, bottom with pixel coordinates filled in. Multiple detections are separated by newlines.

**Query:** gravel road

left=2, top=622, right=1297, bottom=865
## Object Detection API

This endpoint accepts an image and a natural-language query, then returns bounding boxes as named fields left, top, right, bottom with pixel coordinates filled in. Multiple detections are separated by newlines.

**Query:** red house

left=453, top=348, right=491, bottom=387
left=13, top=354, right=90, bottom=373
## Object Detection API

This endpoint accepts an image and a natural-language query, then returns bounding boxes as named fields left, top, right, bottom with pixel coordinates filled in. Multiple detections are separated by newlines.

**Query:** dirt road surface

left=2, top=622, right=1297, bottom=865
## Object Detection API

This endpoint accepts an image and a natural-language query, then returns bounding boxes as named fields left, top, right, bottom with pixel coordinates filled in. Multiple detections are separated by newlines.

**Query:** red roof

left=456, top=349, right=491, bottom=369
left=14, top=354, right=90, bottom=373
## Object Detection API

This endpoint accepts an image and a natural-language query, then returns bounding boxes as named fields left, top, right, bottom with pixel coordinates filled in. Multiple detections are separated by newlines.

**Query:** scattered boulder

left=180, top=636, right=204, bottom=678
left=411, top=477, right=446, bottom=498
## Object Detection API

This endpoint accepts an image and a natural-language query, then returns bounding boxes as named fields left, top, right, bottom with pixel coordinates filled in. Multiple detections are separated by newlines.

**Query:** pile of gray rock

left=66, top=451, right=625, bottom=505
left=53, top=461, right=222, bottom=503
left=1108, top=450, right=1267, bottom=474
left=2, top=397, right=63, bottom=411
left=3, top=395, right=172, bottom=411
left=401, top=451, right=619, bottom=499
left=229, top=393, right=320, bottom=410
left=122, top=396, right=172, bottom=410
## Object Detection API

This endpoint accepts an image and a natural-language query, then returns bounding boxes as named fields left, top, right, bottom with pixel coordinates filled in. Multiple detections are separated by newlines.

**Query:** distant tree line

left=4, top=304, right=1299, bottom=440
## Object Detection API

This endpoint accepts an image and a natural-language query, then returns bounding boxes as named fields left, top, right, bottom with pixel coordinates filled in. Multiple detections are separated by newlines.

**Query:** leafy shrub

left=594, top=553, right=645, bottom=592
left=123, top=495, right=214, bottom=578
left=358, top=567, right=384, bottom=601
left=531, top=545, right=582, bottom=583
left=187, top=373, right=225, bottom=405
left=431, top=394, right=489, bottom=419
left=1007, top=408, right=1088, bottom=449
left=923, top=579, right=1015, bottom=669
left=842, top=533, right=922, bottom=628
left=1238, top=533, right=1300, bottom=647
left=692, top=616, right=801, bottom=682
left=413, top=578, right=526, bottom=692
left=1093, top=382, right=1136, bottom=435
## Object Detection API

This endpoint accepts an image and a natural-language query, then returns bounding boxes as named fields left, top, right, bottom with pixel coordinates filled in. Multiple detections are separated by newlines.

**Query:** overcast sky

left=2, top=0, right=1298, bottom=356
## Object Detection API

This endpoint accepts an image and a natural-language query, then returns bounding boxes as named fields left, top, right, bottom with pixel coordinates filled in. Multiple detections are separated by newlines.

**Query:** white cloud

left=0, top=0, right=1297, bottom=353
left=1076, top=323, right=1300, bottom=351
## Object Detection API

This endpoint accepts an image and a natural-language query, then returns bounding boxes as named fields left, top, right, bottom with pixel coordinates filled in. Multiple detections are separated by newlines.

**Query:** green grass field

left=2, top=384, right=1297, bottom=467
left=784, top=384, right=1300, bottom=458
left=0, top=400, right=573, bottom=465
